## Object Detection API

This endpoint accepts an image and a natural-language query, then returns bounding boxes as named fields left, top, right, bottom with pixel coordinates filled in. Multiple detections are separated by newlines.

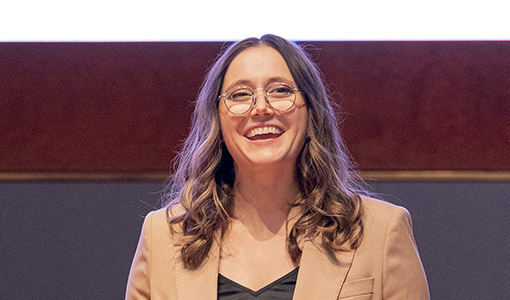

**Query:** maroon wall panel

left=0, top=41, right=509, bottom=173
left=316, top=42, right=510, bottom=170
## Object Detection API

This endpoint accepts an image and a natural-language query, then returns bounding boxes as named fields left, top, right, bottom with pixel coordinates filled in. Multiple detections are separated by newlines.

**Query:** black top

left=217, top=267, right=299, bottom=300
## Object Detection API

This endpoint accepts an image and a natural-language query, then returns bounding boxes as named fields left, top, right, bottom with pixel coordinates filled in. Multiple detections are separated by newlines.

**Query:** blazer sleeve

left=125, top=212, right=154, bottom=300
left=382, top=206, right=430, bottom=299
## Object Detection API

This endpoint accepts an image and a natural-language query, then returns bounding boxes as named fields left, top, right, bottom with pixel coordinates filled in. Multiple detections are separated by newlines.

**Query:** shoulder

left=360, top=195, right=411, bottom=225
left=359, top=195, right=414, bottom=245
left=139, top=204, right=186, bottom=243
left=144, top=207, right=168, bottom=228
left=355, top=197, right=429, bottom=298
left=360, top=194, right=406, bottom=213
left=144, top=204, right=186, bottom=234
left=127, top=206, right=182, bottom=299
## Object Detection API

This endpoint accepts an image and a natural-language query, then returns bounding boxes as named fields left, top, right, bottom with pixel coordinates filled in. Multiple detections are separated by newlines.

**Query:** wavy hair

left=164, top=34, right=364, bottom=270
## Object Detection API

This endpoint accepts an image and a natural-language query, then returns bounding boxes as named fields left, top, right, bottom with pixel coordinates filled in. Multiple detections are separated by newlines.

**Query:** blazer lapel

left=174, top=234, right=221, bottom=300
left=293, top=239, right=355, bottom=300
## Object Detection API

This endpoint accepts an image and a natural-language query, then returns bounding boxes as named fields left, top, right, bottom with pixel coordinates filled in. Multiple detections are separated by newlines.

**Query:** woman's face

left=219, top=45, right=307, bottom=172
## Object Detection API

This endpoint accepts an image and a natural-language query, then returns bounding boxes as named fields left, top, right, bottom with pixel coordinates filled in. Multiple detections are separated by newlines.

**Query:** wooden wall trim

left=0, top=172, right=169, bottom=182
left=359, top=170, right=510, bottom=181
left=1, top=171, right=509, bottom=182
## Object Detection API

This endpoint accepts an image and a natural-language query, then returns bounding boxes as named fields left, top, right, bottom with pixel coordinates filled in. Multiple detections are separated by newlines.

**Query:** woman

left=126, top=34, right=429, bottom=300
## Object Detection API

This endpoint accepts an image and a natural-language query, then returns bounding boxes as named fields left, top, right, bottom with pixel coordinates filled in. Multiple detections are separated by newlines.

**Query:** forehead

left=222, top=45, right=294, bottom=90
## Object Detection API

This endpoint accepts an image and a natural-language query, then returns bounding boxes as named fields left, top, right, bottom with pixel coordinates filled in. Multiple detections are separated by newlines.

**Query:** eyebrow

left=224, top=77, right=296, bottom=91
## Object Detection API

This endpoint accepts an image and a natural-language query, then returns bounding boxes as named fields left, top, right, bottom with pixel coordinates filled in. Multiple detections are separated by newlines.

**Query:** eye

left=228, top=88, right=252, bottom=101
left=268, top=84, right=294, bottom=97
left=275, top=87, right=293, bottom=93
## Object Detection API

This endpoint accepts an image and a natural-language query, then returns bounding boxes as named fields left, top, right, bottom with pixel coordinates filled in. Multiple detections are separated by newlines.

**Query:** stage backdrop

left=0, top=41, right=509, bottom=180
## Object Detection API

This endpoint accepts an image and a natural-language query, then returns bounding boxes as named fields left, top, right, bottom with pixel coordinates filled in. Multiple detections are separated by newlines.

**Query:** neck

left=232, top=164, right=301, bottom=237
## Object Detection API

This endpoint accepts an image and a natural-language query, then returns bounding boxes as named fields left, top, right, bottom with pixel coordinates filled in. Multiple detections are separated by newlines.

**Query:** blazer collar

left=174, top=232, right=221, bottom=300
left=173, top=234, right=354, bottom=300
left=293, top=238, right=355, bottom=300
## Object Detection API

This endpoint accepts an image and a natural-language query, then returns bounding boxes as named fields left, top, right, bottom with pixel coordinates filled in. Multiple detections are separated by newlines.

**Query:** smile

left=245, top=126, right=284, bottom=140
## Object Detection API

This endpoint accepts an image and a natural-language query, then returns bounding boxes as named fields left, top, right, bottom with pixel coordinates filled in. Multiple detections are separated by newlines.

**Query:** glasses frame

left=218, top=82, right=301, bottom=115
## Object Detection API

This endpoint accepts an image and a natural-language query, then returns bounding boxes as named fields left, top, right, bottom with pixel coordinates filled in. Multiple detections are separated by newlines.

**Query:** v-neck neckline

left=218, top=267, right=299, bottom=296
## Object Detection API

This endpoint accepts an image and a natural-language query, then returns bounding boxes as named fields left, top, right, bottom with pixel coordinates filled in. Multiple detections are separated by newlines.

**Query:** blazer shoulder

left=361, top=195, right=410, bottom=218
left=126, top=207, right=183, bottom=299
left=359, top=195, right=413, bottom=235
left=147, top=207, right=169, bottom=228
left=146, top=205, right=185, bottom=236
left=352, top=196, right=429, bottom=299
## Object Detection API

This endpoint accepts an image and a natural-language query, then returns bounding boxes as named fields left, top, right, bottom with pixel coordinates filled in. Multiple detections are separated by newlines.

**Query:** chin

left=247, top=157, right=283, bottom=166
left=243, top=150, right=294, bottom=167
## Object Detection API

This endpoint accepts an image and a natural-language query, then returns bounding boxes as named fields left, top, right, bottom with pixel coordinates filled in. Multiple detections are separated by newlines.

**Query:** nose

left=251, top=88, right=273, bottom=116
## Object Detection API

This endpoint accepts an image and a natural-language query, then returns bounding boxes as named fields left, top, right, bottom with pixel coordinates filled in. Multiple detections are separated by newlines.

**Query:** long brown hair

left=164, top=34, right=364, bottom=270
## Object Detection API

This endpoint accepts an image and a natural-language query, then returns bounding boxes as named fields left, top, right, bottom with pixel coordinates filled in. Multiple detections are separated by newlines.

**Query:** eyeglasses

left=219, top=82, right=300, bottom=115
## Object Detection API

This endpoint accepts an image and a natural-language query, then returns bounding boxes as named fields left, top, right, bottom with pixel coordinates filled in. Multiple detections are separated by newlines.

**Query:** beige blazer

left=126, top=196, right=430, bottom=300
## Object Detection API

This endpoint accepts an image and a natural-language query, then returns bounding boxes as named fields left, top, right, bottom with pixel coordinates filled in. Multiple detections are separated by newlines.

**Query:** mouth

left=244, top=126, right=284, bottom=141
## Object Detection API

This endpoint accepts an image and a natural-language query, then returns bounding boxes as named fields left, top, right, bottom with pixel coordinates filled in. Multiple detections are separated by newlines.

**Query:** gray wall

left=1, top=181, right=509, bottom=299
left=369, top=181, right=509, bottom=300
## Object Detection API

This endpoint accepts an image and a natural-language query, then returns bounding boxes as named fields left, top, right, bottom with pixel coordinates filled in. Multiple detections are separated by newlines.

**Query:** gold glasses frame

left=219, top=82, right=301, bottom=115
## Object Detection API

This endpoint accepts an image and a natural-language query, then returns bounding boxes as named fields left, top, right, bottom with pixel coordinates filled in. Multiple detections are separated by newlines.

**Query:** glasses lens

left=267, top=83, right=296, bottom=111
left=225, top=87, right=253, bottom=114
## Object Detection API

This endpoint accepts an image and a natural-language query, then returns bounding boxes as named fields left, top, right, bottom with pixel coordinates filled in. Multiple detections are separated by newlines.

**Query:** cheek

left=219, top=113, right=240, bottom=144
left=218, top=108, right=230, bottom=136
left=294, top=109, right=308, bottom=137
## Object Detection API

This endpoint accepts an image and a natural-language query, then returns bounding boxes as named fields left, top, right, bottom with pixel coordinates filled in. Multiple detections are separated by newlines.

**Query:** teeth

left=246, top=126, right=283, bottom=138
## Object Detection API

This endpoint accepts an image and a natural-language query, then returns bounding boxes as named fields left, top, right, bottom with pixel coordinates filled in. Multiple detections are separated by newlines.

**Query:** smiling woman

left=125, top=34, right=430, bottom=300
left=219, top=46, right=308, bottom=170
